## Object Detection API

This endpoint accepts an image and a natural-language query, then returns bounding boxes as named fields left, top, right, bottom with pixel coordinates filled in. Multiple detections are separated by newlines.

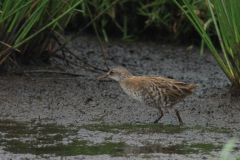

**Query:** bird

left=98, top=67, right=198, bottom=125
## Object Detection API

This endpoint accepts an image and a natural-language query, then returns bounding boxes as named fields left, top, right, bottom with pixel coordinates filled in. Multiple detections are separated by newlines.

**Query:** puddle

left=202, top=126, right=232, bottom=134
left=83, top=123, right=232, bottom=135
left=82, top=123, right=189, bottom=134
left=124, top=143, right=221, bottom=155
left=0, top=119, right=231, bottom=157
left=0, top=119, right=126, bottom=156
left=3, top=140, right=125, bottom=156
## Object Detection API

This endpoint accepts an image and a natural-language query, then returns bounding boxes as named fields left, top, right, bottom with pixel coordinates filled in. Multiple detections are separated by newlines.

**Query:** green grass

left=174, top=0, right=240, bottom=90
left=0, top=0, right=83, bottom=70
left=2, top=0, right=236, bottom=76
left=78, top=0, right=212, bottom=42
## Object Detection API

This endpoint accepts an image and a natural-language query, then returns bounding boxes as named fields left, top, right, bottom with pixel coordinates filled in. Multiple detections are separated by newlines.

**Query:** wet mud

left=0, top=35, right=239, bottom=159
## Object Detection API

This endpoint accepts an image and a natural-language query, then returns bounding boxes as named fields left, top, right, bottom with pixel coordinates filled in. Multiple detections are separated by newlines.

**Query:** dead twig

left=8, top=57, right=21, bottom=73
left=85, top=0, right=109, bottom=71
left=51, top=0, right=119, bottom=67
left=22, top=70, right=85, bottom=76
left=0, top=52, right=11, bottom=65
left=0, top=41, right=21, bottom=52
left=48, top=29, right=106, bottom=72
left=46, top=29, right=69, bottom=65
left=8, top=57, right=19, bottom=67
left=55, top=54, right=99, bottom=73
left=0, top=48, right=11, bottom=58
left=22, top=0, right=40, bottom=19
left=23, top=71, right=30, bottom=77
left=57, top=40, right=108, bottom=72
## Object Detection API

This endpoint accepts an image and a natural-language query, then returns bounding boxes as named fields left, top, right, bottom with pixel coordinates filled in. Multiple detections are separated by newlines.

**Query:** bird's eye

left=109, top=71, right=114, bottom=75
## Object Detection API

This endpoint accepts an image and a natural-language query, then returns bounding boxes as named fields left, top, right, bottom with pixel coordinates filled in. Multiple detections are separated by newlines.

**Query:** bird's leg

left=171, top=108, right=184, bottom=126
left=154, top=108, right=163, bottom=124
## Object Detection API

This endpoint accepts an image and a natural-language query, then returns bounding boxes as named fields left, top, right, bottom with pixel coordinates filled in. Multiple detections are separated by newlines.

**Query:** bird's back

left=119, top=75, right=198, bottom=108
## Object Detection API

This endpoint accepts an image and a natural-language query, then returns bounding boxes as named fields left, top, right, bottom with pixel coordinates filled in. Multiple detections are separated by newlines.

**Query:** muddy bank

left=0, top=35, right=239, bottom=159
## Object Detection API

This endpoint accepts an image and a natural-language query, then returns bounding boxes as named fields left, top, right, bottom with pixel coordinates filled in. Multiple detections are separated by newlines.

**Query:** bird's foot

left=153, top=115, right=163, bottom=124
left=153, top=119, right=159, bottom=124
left=179, top=123, right=186, bottom=127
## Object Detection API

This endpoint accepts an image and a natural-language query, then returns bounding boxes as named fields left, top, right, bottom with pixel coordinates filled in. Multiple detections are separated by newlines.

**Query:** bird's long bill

left=97, top=74, right=109, bottom=80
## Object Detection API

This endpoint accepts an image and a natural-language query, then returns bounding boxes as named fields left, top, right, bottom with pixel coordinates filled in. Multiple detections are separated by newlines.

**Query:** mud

left=0, top=35, right=239, bottom=159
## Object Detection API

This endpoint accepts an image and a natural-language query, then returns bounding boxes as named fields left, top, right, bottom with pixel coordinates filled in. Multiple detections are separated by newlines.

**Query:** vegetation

left=174, top=0, right=240, bottom=90
left=1, top=0, right=239, bottom=90
left=77, top=0, right=211, bottom=42
left=0, top=0, right=221, bottom=68
left=220, top=139, right=238, bottom=160
left=0, top=0, right=82, bottom=71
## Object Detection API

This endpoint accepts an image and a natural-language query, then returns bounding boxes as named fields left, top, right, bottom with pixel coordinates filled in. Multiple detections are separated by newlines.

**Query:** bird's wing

left=165, top=78, right=198, bottom=100
left=144, top=76, right=198, bottom=100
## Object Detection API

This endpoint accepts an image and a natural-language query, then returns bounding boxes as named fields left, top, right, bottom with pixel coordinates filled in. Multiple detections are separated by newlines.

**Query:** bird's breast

left=119, top=80, right=144, bottom=102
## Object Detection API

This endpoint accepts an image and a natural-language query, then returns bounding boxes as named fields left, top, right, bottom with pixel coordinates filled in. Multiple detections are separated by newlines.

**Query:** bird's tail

left=174, top=83, right=199, bottom=96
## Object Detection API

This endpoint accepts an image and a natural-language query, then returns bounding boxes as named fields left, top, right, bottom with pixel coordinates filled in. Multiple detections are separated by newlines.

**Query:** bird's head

left=98, top=67, right=132, bottom=82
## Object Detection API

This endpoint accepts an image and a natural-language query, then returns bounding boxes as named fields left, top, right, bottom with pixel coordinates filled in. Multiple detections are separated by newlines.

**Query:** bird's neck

left=118, top=75, right=134, bottom=85
left=117, top=74, right=133, bottom=82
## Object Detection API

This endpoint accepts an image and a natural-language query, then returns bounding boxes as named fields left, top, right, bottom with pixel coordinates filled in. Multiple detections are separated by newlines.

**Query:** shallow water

left=0, top=119, right=234, bottom=158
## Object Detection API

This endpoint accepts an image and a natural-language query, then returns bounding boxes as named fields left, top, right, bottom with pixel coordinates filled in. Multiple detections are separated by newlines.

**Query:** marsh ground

left=0, top=35, right=239, bottom=159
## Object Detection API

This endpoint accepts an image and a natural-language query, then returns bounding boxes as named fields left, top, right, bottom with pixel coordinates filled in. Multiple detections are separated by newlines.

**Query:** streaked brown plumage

left=98, top=67, right=198, bottom=125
